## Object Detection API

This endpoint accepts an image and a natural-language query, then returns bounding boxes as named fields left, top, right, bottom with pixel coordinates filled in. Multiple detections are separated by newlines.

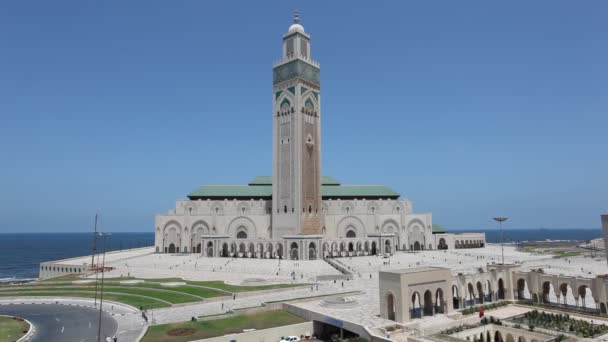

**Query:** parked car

left=280, top=336, right=301, bottom=342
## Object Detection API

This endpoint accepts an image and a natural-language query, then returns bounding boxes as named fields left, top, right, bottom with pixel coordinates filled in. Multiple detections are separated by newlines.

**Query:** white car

left=280, top=336, right=301, bottom=342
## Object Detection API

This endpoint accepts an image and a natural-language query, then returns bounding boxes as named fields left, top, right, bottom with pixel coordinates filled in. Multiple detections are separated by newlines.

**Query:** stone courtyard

left=37, top=242, right=608, bottom=342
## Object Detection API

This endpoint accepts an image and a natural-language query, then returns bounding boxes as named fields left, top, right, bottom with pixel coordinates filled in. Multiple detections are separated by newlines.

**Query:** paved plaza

left=63, top=243, right=606, bottom=327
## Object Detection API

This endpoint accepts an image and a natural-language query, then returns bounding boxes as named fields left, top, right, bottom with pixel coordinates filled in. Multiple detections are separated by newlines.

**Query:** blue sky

left=0, top=1, right=606, bottom=233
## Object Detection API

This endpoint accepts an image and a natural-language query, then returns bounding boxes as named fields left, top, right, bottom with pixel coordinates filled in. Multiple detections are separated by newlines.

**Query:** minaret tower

left=272, top=11, right=322, bottom=237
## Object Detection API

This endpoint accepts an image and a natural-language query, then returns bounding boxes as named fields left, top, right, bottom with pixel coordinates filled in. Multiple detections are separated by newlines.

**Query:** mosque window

left=308, top=205, right=312, bottom=213
left=286, top=37, right=295, bottom=57
left=371, top=207, right=376, bottom=213
left=284, top=205, right=287, bottom=213
left=301, top=40, right=308, bottom=58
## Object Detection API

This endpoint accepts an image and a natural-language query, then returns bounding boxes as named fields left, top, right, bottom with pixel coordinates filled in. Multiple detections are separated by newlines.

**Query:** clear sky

left=0, top=1, right=606, bottom=233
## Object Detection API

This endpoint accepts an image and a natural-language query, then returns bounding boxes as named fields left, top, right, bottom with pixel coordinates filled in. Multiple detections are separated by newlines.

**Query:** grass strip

left=142, top=310, right=306, bottom=342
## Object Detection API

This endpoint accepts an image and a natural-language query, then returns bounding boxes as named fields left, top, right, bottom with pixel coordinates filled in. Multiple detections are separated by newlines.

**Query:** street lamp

left=96, top=232, right=111, bottom=342
left=493, top=217, right=508, bottom=265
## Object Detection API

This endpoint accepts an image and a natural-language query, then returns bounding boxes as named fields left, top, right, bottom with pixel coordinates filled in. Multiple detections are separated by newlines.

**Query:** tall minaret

left=272, top=11, right=322, bottom=237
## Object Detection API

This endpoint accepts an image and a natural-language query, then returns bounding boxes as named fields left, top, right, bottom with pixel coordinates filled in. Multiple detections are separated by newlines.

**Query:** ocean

left=0, top=229, right=602, bottom=280
left=0, top=232, right=154, bottom=280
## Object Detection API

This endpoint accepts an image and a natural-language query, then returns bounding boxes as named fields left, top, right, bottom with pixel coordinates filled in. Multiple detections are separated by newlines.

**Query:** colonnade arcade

left=455, top=239, right=485, bottom=249
left=188, top=233, right=399, bottom=260
left=512, top=271, right=608, bottom=314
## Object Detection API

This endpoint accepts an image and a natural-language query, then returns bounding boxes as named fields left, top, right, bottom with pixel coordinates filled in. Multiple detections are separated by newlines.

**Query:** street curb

left=0, top=314, right=34, bottom=342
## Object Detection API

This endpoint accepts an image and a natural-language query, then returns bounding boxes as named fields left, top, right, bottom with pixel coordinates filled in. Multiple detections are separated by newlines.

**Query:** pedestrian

left=113, top=335, right=118, bottom=342
left=221, top=302, right=224, bottom=310
left=369, top=274, right=372, bottom=279
left=341, top=281, right=344, bottom=287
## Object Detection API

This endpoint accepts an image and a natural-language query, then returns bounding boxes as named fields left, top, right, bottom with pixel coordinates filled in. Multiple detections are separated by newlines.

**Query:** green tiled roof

left=248, top=176, right=340, bottom=186
left=322, top=185, right=399, bottom=198
left=189, top=185, right=272, bottom=198
left=432, top=224, right=447, bottom=233
left=188, top=182, right=399, bottom=200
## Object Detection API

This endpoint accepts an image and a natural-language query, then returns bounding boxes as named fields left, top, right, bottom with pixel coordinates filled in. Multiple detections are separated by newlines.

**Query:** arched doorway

left=516, top=279, right=528, bottom=300
left=168, top=243, right=176, bottom=253
left=346, top=230, right=356, bottom=238
left=384, top=240, right=391, bottom=254
left=411, top=292, right=422, bottom=319
left=601, top=302, right=607, bottom=314
left=221, top=243, right=229, bottom=257
left=277, top=244, right=284, bottom=259
left=290, top=242, right=299, bottom=260
left=371, top=241, right=377, bottom=255
left=467, top=283, right=476, bottom=306
left=423, top=290, right=433, bottom=316
left=494, top=331, right=503, bottom=342
left=236, top=231, right=247, bottom=239
left=206, top=242, right=214, bottom=257
left=195, top=243, right=202, bottom=254
left=452, top=285, right=460, bottom=309
left=438, top=238, right=447, bottom=250
left=542, top=281, right=552, bottom=304
left=413, top=241, right=421, bottom=251
left=486, top=280, right=493, bottom=302
left=435, top=288, right=444, bottom=314
left=387, top=293, right=396, bottom=320
left=477, top=281, right=485, bottom=304
left=309, top=242, right=317, bottom=260
left=498, top=278, right=505, bottom=299
left=348, top=242, right=354, bottom=252
left=506, top=333, right=515, bottom=342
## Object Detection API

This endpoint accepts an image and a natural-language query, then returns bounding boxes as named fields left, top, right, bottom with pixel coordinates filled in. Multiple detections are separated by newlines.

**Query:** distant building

left=154, top=12, right=485, bottom=259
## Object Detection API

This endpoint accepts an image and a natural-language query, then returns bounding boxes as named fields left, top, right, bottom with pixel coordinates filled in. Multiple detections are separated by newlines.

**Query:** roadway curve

left=0, top=303, right=118, bottom=342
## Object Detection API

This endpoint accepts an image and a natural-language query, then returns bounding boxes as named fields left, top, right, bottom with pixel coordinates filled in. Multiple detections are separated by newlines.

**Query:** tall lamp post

left=493, top=217, right=508, bottom=265
left=97, top=232, right=111, bottom=342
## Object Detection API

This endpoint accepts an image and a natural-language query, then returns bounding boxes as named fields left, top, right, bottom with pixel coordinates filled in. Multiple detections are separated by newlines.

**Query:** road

left=0, top=303, right=118, bottom=342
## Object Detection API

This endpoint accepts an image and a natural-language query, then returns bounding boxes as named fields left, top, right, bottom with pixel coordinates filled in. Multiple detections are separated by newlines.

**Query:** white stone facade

left=154, top=198, right=436, bottom=259
left=153, top=13, right=485, bottom=259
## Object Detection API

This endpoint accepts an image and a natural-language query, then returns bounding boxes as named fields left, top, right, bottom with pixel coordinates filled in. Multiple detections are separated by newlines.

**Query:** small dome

left=288, top=23, right=304, bottom=33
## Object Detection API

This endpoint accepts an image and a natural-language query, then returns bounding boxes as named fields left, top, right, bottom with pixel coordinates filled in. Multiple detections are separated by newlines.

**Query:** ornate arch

left=337, top=216, right=366, bottom=238
left=341, top=201, right=355, bottom=215
left=407, top=219, right=426, bottom=233
left=366, top=201, right=379, bottom=214
left=381, top=219, right=399, bottom=234
left=237, top=202, right=251, bottom=216
left=227, top=216, right=257, bottom=239
left=210, top=201, right=224, bottom=215
left=163, top=220, right=182, bottom=234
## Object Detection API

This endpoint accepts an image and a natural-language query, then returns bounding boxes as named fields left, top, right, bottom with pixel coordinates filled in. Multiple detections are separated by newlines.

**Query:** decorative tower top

left=288, top=9, right=305, bottom=34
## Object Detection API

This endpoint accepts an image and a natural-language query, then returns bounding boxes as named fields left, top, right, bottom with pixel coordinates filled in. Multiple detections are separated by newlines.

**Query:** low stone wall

left=190, top=322, right=313, bottom=342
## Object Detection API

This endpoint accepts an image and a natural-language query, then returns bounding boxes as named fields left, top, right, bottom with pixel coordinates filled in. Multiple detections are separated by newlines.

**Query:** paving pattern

left=46, top=244, right=608, bottom=340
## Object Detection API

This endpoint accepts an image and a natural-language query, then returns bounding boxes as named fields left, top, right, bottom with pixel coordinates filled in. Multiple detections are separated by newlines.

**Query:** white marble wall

left=154, top=197, right=434, bottom=254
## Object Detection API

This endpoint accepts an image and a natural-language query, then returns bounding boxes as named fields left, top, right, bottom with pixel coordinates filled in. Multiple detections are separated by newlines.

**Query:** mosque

left=154, top=13, right=485, bottom=260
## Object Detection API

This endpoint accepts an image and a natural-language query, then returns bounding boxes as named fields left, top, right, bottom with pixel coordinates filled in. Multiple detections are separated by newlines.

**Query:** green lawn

left=3, top=276, right=304, bottom=309
left=142, top=310, right=306, bottom=342
left=0, top=291, right=170, bottom=309
left=0, top=316, right=29, bottom=342
left=39, top=276, right=303, bottom=292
